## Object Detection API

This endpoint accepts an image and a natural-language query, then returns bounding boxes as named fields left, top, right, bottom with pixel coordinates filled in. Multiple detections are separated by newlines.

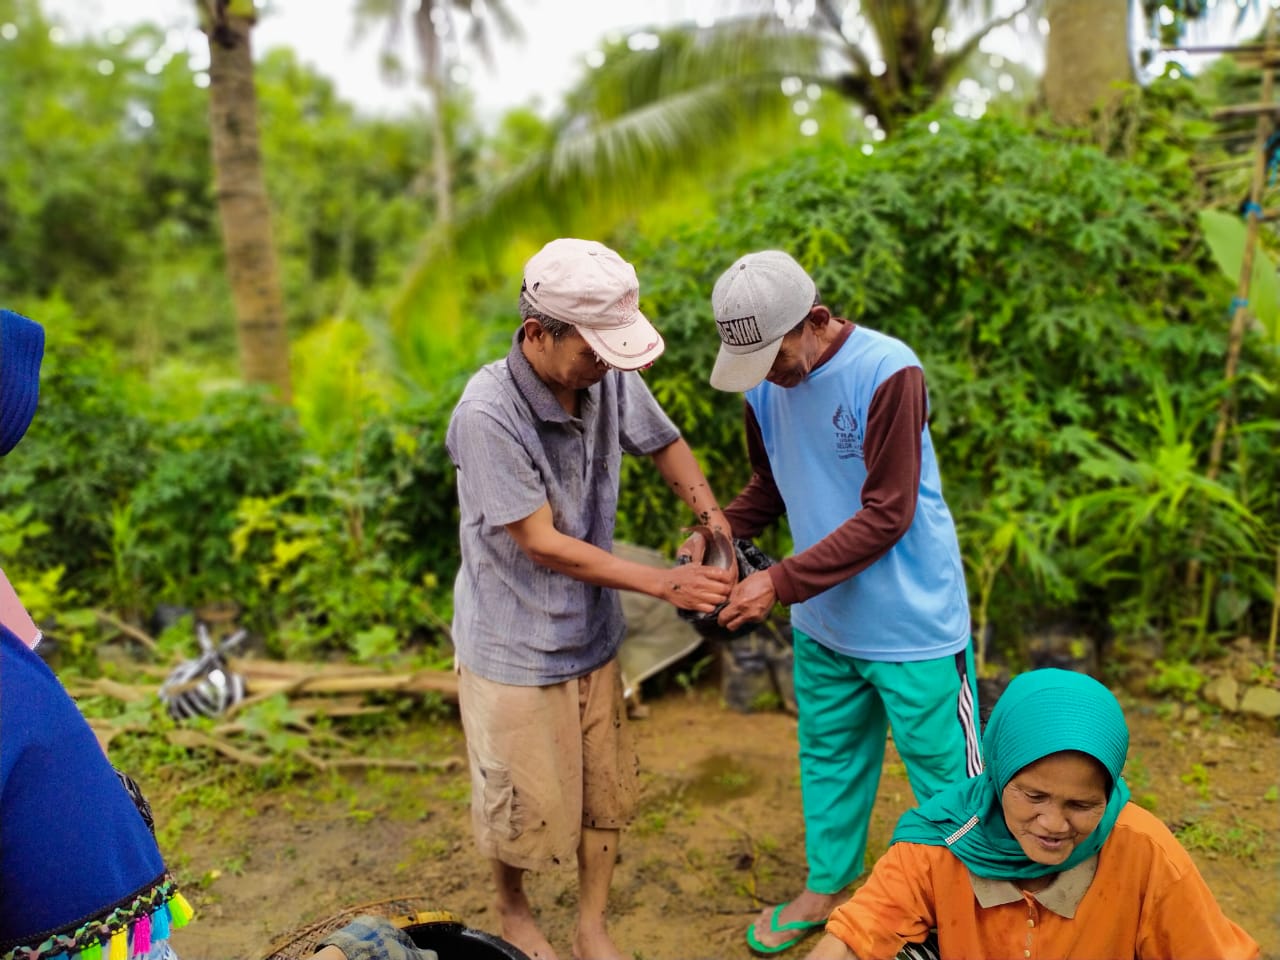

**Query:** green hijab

left=891, top=668, right=1130, bottom=880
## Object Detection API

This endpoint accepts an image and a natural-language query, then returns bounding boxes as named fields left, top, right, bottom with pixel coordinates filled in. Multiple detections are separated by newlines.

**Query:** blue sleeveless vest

left=746, top=326, right=969, bottom=660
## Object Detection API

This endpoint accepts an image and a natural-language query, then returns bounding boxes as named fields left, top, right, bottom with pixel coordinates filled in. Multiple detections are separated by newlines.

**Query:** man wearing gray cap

left=445, top=238, right=734, bottom=960
left=697, top=251, right=982, bottom=955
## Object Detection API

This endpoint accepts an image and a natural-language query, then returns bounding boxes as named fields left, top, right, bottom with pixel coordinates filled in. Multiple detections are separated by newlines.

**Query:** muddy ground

left=159, top=681, right=1280, bottom=960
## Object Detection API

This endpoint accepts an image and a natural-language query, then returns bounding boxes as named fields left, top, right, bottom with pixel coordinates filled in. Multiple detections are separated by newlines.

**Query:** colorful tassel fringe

left=150, top=903, right=170, bottom=943
left=130, top=914, right=152, bottom=958
left=1, top=880, right=194, bottom=960
left=168, top=892, right=194, bottom=929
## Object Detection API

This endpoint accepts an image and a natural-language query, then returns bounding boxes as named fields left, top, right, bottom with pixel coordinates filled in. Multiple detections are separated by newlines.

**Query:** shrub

left=618, top=114, right=1274, bottom=657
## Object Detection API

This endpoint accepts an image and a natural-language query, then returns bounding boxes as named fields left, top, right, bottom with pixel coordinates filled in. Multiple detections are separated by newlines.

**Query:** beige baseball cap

left=709, top=250, right=817, bottom=392
left=523, top=238, right=665, bottom=371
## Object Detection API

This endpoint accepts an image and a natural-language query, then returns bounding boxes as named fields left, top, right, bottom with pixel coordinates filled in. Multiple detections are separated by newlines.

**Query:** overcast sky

left=33, top=0, right=1267, bottom=125
left=40, top=0, right=725, bottom=120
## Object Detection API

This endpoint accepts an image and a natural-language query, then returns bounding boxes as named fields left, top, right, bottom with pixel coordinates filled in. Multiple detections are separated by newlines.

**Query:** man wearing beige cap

left=696, top=250, right=982, bottom=956
left=445, top=238, right=734, bottom=960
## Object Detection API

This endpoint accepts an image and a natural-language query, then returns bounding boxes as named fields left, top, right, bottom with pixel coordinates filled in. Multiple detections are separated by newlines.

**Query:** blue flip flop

left=745, top=903, right=827, bottom=956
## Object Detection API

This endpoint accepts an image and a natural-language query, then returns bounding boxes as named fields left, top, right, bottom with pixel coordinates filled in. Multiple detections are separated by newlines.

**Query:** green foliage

left=1056, top=380, right=1266, bottom=642
left=0, top=3, right=429, bottom=368
left=2, top=0, right=1276, bottom=672
left=0, top=1, right=230, bottom=363
left=353, top=387, right=465, bottom=590
left=1148, top=660, right=1208, bottom=702
left=1174, top=816, right=1263, bottom=862
left=229, top=450, right=440, bottom=659
left=0, top=321, right=460, bottom=658
left=1198, top=209, right=1280, bottom=341
left=0, top=486, right=96, bottom=654
left=3, top=336, right=304, bottom=614
left=254, top=48, right=432, bottom=329
left=964, top=496, right=1071, bottom=669
left=1180, top=761, right=1212, bottom=800
left=125, top=388, right=306, bottom=610
left=620, top=112, right=1276, bottom=655
left=236, top=694, right=309, bottom=756
left=291, top=318, right=391, bottom=455
left=1, top=335, right=155, bottom=598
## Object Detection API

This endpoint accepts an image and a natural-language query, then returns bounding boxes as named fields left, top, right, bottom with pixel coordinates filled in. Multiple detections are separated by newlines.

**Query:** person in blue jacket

left=0, top=308, right=194, bottom=960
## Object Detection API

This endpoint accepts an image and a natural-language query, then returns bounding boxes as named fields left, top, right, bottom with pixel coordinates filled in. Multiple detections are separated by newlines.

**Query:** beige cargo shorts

left=456, top=657, right=639, bottom=871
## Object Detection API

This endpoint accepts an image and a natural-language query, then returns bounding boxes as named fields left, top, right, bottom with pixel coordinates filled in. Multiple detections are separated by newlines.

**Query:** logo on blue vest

left=832, top=404, right=862, bottom=460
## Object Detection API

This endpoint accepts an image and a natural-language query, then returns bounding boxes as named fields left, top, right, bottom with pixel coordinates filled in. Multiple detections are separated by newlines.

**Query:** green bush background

left=1, top=0, right=1276, bottom=671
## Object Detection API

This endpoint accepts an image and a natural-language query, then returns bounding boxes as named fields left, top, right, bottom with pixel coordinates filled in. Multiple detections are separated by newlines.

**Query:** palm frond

left=391, top=17, right=825, bottom=324
left=391, top=70, right=797, bottom=327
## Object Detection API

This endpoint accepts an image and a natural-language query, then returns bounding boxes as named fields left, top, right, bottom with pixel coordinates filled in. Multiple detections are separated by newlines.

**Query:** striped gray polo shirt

left=445, top=331, right=680, bottom=686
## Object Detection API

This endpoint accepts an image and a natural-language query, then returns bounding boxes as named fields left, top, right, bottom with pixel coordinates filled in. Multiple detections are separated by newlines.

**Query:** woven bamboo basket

left=259, top=896, right=532, bottom=960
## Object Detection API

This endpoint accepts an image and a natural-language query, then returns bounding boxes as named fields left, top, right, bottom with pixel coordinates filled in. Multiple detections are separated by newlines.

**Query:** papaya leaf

left=1197, top=208, right=1280, bottom=341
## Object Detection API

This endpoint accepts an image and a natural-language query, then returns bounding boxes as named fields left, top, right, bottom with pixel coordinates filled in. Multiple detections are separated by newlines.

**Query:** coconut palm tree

left=1044, top=0, right=1266, bottom=125
left=197, top=0, right=292, bottom=402
left=354, top=0, right=522, bottom=228
left=393, top=0, right=1034, bottom=324
left=812, top=0, right=1034, bottom=129
left=1043, top=0, right=1132, bottom=125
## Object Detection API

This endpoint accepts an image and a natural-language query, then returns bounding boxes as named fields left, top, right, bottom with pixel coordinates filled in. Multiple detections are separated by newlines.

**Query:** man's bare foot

left=746, top=889, right=845, bottom=951
left=571, top=919, right=626, bottom=960
left=497, top=899, right=559, bottom=960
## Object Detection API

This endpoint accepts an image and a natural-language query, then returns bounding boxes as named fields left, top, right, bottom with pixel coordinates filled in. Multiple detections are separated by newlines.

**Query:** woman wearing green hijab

left=803, top=669, right=1259, bottom=960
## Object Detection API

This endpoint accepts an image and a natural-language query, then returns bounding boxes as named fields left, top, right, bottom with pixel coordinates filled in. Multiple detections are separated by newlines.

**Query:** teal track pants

left=793, top=629, right=982, bottom=893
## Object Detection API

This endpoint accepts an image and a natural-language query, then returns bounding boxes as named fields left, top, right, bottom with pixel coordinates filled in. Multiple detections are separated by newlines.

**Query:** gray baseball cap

left=709, top=250, right=816, bottom=391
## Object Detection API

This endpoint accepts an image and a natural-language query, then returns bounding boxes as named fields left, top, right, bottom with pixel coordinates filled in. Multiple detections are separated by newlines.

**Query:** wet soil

left=161, top=685, right=1280, bottom=960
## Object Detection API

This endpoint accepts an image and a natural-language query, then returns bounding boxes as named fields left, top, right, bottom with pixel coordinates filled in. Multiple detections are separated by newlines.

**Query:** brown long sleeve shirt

left=722, top=323, right=928, bottom=607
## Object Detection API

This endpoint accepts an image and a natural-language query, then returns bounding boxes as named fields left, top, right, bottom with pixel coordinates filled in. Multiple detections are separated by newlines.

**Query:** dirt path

left=163, top=685, right=1279, bottom=960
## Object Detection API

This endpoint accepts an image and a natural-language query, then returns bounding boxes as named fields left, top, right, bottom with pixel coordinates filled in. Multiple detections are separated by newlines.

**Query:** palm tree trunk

left=202, top=0, right=293, bottom=402
left=414, top=7, right=453, bottom=227
left=426, top=72, right=454, bottom=226
left=1043, top=0, right=1134, bottom=125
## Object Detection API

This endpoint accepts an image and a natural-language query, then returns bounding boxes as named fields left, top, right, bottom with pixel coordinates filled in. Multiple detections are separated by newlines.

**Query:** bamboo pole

left=1208, top=15, right=1275, bottom=482
left=1187, top=10, right=1276, bottom=604
left=93, top=609, right=159, bottom=652
left=1192, top=157, right=1255, bottom=174
left=231, top=670, right=459, bottom=700
left=1269, top=546, right=1279, bottom=664
left=1211, top=102, right=1280, bottom=119
left=1163, top=42, right=1280, bottom=57
left=70, top=664, right=460, bottom=709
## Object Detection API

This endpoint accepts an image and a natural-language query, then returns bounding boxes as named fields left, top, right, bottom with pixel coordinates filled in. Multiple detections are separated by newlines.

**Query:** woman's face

left=1001, top=751, right=1108, bottom=866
